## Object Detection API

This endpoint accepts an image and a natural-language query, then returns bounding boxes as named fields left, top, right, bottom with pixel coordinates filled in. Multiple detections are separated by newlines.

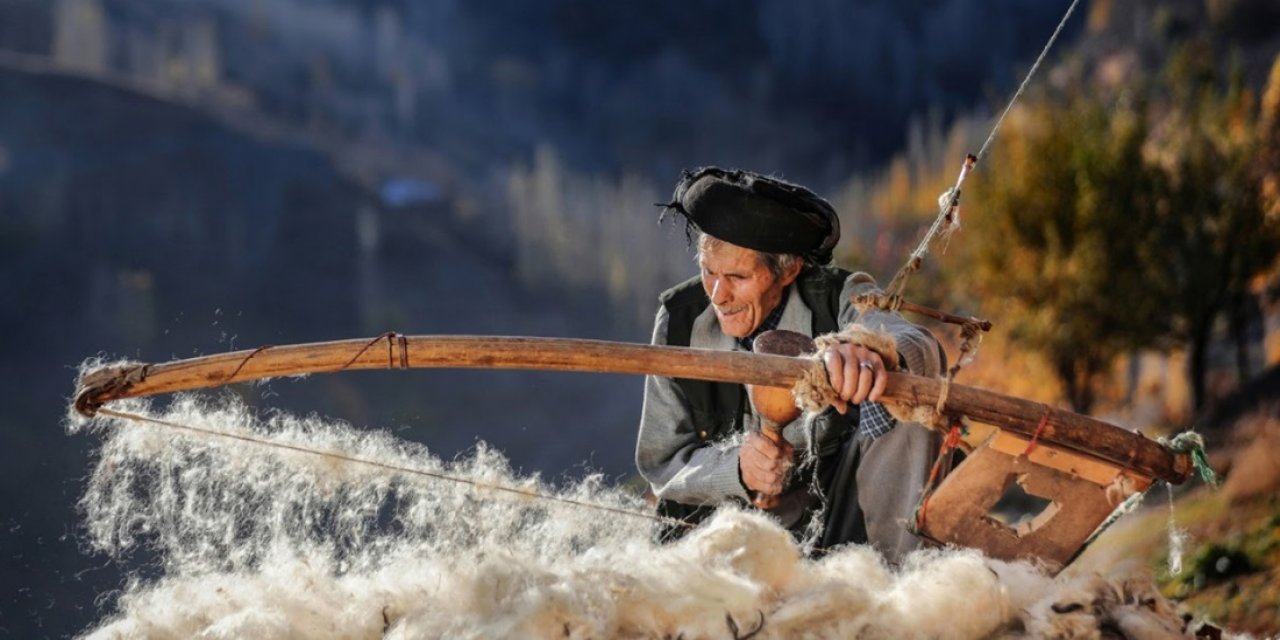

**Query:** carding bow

left=75, top=332, right=1192, bottom=486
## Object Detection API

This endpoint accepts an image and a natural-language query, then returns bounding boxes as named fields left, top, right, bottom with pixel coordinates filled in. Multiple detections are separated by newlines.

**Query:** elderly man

left=636, top=167, right=943, bottom=562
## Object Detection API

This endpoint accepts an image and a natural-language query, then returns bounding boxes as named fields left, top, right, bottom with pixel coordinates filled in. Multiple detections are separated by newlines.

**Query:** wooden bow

left=74, top=332, right=1192, bottom=485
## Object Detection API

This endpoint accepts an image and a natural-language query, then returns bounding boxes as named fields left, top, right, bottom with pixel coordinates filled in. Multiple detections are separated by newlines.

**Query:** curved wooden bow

left=74, top=332, right=1192, bottom=484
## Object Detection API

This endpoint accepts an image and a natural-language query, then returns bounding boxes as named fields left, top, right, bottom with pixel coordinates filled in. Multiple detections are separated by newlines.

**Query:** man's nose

left=710, top=278, right=730, bottom=304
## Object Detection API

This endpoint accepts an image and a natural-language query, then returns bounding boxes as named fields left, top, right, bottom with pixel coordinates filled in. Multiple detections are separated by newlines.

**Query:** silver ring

left=859, top=361, right=874, bottom=370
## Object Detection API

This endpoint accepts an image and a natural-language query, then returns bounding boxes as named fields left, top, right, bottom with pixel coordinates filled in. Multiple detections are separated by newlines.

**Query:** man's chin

left=717, top=318, right=751, bottom=339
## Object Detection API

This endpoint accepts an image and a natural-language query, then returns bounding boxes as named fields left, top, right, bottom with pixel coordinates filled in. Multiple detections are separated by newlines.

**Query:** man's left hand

left=821, top=343, right=888, bottom=415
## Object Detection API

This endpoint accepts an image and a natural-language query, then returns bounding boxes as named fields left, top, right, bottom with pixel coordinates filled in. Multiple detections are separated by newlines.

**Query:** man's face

left=698, top=241, right=799, bottom=339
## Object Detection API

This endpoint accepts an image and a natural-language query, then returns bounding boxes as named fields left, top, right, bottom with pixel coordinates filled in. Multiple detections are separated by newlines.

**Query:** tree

left=961, top=48, right=1280, bottom=415
left=965, top=92, right=1166, bottom=413
left=1150, top=50, right=1280, bottom=411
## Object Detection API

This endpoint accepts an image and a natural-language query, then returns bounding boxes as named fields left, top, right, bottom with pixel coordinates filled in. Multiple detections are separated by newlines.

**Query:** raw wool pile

left=68, top=394, right=1209, bottom=639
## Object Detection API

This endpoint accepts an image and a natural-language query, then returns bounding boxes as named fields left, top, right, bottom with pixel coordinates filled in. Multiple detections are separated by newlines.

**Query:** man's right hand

left=739, top=430, right=794, bottom=498
left=822, top=342, right=889, bottom=415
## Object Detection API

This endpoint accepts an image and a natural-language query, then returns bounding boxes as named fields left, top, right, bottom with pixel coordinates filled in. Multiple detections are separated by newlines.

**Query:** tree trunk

left=1188, top=322, right=1211, bottom=412
left=1230, top=292, right=1254, bottom=384
left=1126, top=351, right=1141, bottom=406
left=1057, top=359, right=1095, bottom=415
left=1074, top=373, right=1096, bottom=415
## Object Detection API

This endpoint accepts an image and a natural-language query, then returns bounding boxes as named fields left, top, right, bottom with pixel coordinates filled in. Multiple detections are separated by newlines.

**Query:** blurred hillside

left=0, top=0, right=1075, bottom=175
left=0, top=0, right=1082, bottom=330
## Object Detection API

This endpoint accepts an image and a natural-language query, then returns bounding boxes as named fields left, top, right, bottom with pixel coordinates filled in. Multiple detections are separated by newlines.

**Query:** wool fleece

left=68, top=390, right=1224, bottom=639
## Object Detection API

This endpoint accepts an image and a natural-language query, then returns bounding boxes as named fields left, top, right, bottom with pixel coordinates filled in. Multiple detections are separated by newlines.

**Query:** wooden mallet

left=748, top=330, right=818, bottom=508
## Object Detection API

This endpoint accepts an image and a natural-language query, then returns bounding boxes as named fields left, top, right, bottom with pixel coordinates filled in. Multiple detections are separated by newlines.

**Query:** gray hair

left=696, top=233, right=803, bottom=280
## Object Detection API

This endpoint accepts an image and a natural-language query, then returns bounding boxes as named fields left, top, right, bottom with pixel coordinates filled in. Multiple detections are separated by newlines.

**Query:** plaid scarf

left=735, top=287, right=790, bottom=352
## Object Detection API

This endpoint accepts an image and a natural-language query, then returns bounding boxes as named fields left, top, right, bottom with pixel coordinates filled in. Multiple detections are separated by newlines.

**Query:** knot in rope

left=1160, top=431, right=1219, bottom=488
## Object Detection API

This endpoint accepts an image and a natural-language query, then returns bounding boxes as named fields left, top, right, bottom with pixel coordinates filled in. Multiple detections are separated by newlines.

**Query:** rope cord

left=1161, top=431, right=1219, bottom=488
left=881, top=0, right=1084, bottom=304
left=926, top=318, right=986, bottom=432
left=881, top=154, right=973, bottom=303
left=94, top=407, right=691, bottom=531
left=887, top=9, right=1084, bottom=528
left=913, top=420, right=965, bottom=533
left=1021, top=410, right=1052, bottom=457
left=974, top=0, right=1084, bottom=164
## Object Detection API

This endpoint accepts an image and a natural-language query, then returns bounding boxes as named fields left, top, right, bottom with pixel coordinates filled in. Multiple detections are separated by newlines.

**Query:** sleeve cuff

left=707, top=451, right=751, bottom=502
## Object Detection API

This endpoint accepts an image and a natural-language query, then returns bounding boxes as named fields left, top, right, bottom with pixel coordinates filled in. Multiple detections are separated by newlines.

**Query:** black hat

left=660, top=167, right=840, bottom=265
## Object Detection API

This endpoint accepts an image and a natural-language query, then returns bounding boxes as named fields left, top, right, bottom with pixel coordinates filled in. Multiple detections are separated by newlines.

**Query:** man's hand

left=822, top=343, right=888, bottom=415
left=740, top=430, right=794, bottom=498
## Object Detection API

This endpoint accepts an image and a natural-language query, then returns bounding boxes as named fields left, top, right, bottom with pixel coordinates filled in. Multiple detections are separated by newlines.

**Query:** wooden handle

left=747, top=330, right=817, bottom=425
left=749, top=331, right=814, bottom=510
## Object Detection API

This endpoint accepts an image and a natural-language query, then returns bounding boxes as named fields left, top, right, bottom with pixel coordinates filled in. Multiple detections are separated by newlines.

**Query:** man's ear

left=778, top=259, right=804, bottom=287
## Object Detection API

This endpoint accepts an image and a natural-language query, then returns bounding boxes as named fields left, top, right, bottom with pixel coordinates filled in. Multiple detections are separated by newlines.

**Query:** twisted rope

left=974, top=0, right=1084, bottom=164
left=881, top=0, right=1084, bottom=305
left=1160, top=431, right=1219, bottom=488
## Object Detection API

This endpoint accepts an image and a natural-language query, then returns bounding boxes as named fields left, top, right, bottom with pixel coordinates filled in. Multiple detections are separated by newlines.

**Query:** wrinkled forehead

left=696, top=234, right=765, bottom=270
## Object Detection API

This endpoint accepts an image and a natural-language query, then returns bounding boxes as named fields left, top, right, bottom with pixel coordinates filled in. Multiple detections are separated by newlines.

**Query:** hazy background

left=2, top=0, right=1278, bottom=636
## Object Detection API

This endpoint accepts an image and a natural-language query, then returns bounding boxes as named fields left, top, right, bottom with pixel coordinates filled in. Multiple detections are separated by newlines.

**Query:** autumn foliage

left=844, top=50, right=1280, bottom=416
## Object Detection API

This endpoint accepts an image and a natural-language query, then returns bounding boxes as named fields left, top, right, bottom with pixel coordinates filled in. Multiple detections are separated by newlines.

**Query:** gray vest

left=654, top=266, right=849, bottom=539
